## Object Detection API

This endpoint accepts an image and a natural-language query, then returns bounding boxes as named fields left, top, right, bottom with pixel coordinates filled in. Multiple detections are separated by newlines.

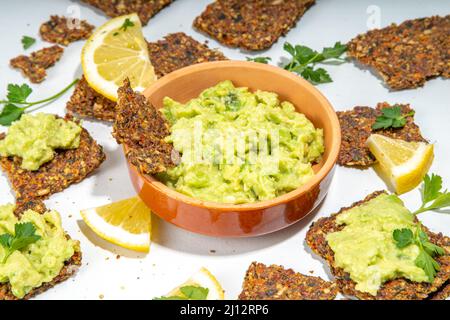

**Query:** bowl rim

left=129, top=60, right=341, bottom=211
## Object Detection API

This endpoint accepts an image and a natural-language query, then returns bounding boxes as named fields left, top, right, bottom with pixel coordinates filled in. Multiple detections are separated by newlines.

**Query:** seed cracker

left=337, top=102, right=426, bottom=167
left=81, top=0, right=174, bottom=25
left=347, top=15, right=450, bottom=90
left=0, top=116, right=105, bottom=204
left=239, top=262, right=338, bottom=300
left=10, top=45, right=64, bottom=83
left=0, top=201, right=81, bottom=300
left=40, top=15, right=95, bottom=46
left=306, top=191, right=450, bottom=300
left=112, top=78, right=176, bottom=175
left=66, top=33, right=227, bottom=121
left=193, top=0, right=315, bottom=51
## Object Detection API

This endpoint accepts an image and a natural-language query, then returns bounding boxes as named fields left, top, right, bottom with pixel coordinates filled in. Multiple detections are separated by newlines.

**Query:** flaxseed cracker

left=239, top=262, right=338, bottom=300
left=81, top=0, right=174, bottom=25
left=347, top=15, right=450, bottom=90
left=306, top=191, right=450, bottom=300
left=0, top=117, right=105, bottom=204
left=148, top=32, right=227, bottom=78
left=112, top=78, right=176, bottom=175
left=40, top=15, right=95, bottom=46
left=10, top=45, right=64, bottom=83
left=337, top=103, right=426, bottom=167
left=0, top=201, right=82, bottom=300
left=66, top=33, right=227, bottom=121
left=193, top=0, right=315, bottom=51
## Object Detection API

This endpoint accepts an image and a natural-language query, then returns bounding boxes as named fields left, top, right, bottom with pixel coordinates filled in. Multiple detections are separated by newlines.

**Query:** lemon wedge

left=80, top=196, right=151, bottom=252
left=81, top=13, right=156, bottom=101
left=367, top=134, right=434, bottom=194
left=165, top=268, right=225, bottom=300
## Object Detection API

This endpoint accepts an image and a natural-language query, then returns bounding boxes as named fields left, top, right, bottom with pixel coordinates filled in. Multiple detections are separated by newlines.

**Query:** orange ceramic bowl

left=125, top=61, right=341, bottom=237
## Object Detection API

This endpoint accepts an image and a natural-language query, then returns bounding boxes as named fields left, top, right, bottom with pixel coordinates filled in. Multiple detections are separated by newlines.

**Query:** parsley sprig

left=414, top=173, right=450, bottom=215
left=372, top=106, right=415, bottom=130
left=393, top=226, right=445, bottom=282
left=283, top=42, right=347, bottom=84
left=21, top=36, right=36, bottom=50
left=154, top=285, right=209, bottom=300
left=392, top=173, right=450, bottom=282
left=0, top=79, right=79, bottom=126
left=0, top=222, right=41, bottom=263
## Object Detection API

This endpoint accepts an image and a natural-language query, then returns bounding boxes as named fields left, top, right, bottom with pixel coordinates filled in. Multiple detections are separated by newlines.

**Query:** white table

left=0, top=0, right=449, bottom=299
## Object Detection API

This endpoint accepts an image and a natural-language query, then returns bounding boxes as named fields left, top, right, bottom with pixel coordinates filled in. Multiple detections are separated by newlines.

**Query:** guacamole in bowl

left=157, top=81, right=324, bottom=204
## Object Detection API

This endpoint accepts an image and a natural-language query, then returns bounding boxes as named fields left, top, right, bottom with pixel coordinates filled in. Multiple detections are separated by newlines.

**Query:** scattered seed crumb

left=116, top=255, right=121, bottom=259
left=309, top=270, right=314, bottom=274
left=210, top=250, right=216, bottom=254
left=99, top=294, right=104, bottom=299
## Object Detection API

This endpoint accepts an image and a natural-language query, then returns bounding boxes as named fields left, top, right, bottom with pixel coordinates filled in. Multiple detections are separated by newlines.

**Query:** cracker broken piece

left=113, top=78, right=175, bottom=175
left=337, top=103, right=426, bottom=167
left=81, top=0, right=174, bottom=25
left=148, top=32, right=227, bottom=78
left=10, top=45, right=64, bottom=83
left=66, top=76, right=117, bottom=121
left=347, top=15, right=450, bottom=90
left=0, top=117, right=105, bottom=204
left=40, top=15, right=95, bottom=46
left=193, top=0, right=315, bottom=51
left=66, top=33, right=227, bottom=121
left=0, top=201, right=82, bottom=300
left=239, top=262, right=338, bottom=300
left=306, top=191, right=450, bottom=300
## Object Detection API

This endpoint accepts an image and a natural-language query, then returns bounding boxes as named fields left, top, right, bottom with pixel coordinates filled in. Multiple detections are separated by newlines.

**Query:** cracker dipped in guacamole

left=0, top=113, right=82, bottom=171
left=158, top=81, right=324, bottom=204
left=0, top=204, right=79, bottom=299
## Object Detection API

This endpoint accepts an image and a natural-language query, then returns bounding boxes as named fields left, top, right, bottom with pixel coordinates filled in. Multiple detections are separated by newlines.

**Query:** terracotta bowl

left=126, top=61, right=341, bottom=237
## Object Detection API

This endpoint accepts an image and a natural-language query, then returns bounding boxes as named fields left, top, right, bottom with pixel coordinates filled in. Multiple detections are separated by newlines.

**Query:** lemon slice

left=81, top=13, right=156, bottom=101
left=165, top=268, right=225, bottom=300
left=80, top=196, right=151, bottom=252
left=367, top=134, right=434, bottom=194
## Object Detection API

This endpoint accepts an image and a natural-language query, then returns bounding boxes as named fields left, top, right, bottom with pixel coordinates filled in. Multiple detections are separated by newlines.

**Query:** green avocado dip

left=0, top=204, right=77, bottom=299
left=326, top=194, right=428, bottom=295
left=0, top=113, right=82, bottom=171
left=158, top=80, right=324, bottom=204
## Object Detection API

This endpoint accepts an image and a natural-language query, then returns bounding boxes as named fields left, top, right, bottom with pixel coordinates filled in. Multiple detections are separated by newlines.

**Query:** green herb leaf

left=21, top=36, right=36, bottom=50
left=119, top=18, right=135, bottom=31
left=246, top=56, right=271, bottom=64
left=0, top=222, right=41, bottom=263
left=372, top=106, right=414, bottom=130
left=152, top=285, right=209, bottom=300
left=283, top=42, right=346, bottom=85
left=0, top=104, right=25, bottom=126
left=416, top=250, right=440, bottom=282
left=7, top=84, right=32, bottom=103
left=414, top=174, right=450, bottom=215
left=393, top=228, right=414, bottom=248
left=179, top=286, right=209, bottom=300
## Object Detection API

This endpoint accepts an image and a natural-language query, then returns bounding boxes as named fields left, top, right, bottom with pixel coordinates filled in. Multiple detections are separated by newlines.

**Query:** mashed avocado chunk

left=0, top=113, right=82, bottom=171
left=0, top=204, right=77, bottom=298
left=158, top=80, right=324, bottom=204
left=326, top=194, right=428, bottom=295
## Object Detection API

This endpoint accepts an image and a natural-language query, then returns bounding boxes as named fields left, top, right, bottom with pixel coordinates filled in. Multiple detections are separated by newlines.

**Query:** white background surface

left=0, top=0, right=449, bottom=300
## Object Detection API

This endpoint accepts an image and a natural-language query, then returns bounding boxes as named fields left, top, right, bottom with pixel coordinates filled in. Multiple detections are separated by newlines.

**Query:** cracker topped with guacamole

left=0, top=114, right=105, bottom=205
left=0, top=202, right=81, bottom=300
left=306, top=191, right=450, bottom=300
left=158, top=81, right=324, bottom=204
